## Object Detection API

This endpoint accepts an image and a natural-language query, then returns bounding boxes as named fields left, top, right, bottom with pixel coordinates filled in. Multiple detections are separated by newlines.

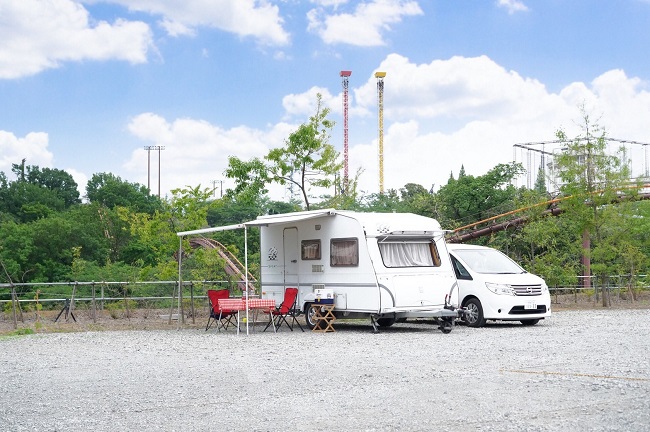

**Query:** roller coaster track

left=447, top=183, right=650, bottom=243
left=189, top=237, right=257, bottom=292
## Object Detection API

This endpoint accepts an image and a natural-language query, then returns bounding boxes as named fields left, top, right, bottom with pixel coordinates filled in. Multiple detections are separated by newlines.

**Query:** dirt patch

left=2, top=291, right=649, bottom=335
left=0, top=306, right=209, bottom=335
left=550, top=290, right=650, bottom=311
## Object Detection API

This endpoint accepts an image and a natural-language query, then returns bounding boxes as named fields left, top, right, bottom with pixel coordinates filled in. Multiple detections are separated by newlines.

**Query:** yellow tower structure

left=375, top=71, right=386, bottom=194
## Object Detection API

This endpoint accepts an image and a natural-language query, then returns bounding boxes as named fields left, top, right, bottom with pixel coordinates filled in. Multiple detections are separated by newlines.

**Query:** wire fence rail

left=1, top=278, right=648, bottom=331
left=0, top=280, right=255, bottom=330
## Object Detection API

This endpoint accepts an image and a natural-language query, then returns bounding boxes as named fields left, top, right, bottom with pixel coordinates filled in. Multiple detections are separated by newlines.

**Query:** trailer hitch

left=444, top=294, right=467, bottom=315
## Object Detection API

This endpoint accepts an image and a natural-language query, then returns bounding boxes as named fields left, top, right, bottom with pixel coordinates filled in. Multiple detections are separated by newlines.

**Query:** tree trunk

left=581, top=229, right=593, bottom=304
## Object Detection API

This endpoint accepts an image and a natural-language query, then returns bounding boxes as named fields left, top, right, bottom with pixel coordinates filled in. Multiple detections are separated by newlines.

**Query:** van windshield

left=452, top=249, right=525, bottom=274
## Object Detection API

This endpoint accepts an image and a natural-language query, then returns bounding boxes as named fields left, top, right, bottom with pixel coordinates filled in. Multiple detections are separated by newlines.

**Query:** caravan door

left=283, top=227, right=299, bottom=290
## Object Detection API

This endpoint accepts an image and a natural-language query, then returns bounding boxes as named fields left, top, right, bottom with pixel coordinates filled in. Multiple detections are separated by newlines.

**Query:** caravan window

left=301, top=239, right=321, bottom=260
left=330, top=238, right=359, bottom=267
left=378, top=240, right=442, bottom=268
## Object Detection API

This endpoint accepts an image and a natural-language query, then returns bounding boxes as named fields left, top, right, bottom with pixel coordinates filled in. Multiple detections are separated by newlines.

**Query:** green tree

left=317, top=167, right=365, bottom=211
left=23, top=166, right=80, bottom=207
left=167, top=185, right=213, bottom=233
left=226, top=93, right=341, bottom=210
left=533, top=165, right=548, bottom=195
left=86, top=173, right=162, bottom=214
left=0, top=221, right=34, bottom=283
left=223, top=157, right=270, bottom=207
left=0, top=165, right=80, bottom=222
left=435, top=163, right=524, bottom=229
left=554, top=110, right=632, bottom=306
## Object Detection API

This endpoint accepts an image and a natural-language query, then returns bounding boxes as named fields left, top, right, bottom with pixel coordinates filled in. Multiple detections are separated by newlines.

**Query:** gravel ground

left=1, top=309, right=649, bottom=432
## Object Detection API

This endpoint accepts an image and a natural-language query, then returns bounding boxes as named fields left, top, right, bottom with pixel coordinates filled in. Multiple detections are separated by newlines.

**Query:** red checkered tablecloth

left=218, top=298, right=246, bottom=311
left=245, top=299, right=276, bottom=310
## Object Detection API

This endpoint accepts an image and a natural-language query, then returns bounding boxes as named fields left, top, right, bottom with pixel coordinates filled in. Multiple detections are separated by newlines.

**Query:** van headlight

left=542, top=282, right=549, bottom=292
left=485, top=282, right=515, bottom=296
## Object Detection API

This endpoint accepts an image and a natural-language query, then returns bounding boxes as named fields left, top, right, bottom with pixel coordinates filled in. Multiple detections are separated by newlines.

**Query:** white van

left=446, top=243, right=551, bottom=327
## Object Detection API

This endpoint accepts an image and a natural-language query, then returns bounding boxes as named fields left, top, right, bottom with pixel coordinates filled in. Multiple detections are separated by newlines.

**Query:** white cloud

left=311, top=0, right=349, bottom=8
left=344, top=55, right=650, bottom=194
left=307, top=0, right=423, bottom=46
left=101, top=0, right=290, bottom=45
left=0, top=0, right=153, bottom=79
left=65, top=168, right=89, bottom=200
left=496, top=0, right=529, bottom=14
left=122, top=56, right=650, bottom=200
left=123, top=113, right=296, bottom=196
left=353, top=54, right=559, bottom=124
left=281, top=86, right=335, bottom=118
left=0, top=131, right=54, bottom=174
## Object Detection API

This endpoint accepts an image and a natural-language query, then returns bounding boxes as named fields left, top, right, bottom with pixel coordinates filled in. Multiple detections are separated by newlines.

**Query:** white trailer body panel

left=257, top=210, right=458, bottom=319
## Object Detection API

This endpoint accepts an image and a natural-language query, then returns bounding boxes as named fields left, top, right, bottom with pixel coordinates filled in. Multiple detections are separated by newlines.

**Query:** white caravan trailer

left=255, top=209, right=462, bottom=333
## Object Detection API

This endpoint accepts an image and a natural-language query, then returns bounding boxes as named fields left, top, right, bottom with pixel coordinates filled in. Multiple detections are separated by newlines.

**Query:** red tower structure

left=340, top=70, right=351, bottom=194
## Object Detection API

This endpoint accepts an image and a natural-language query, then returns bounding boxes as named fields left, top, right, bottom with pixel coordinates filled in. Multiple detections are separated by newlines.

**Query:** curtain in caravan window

left=379, top=242, right=435, bottom=267
left=301, top=240, right=321, bottom=260
left=331, top=238, right=359, bottom=266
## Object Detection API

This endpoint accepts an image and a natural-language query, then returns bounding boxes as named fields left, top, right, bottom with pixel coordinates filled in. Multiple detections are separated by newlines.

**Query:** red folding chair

left=263, top=287, right=304, bottom=332
left=205, top=289, right=238, bottom=331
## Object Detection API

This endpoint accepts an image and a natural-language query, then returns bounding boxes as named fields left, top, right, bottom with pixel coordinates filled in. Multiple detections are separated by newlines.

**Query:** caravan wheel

left=304, top=303, right=317, bottom=330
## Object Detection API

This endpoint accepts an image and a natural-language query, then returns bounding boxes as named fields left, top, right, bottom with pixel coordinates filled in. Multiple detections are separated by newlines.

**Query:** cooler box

left=314, top=288, right=334, bottom=304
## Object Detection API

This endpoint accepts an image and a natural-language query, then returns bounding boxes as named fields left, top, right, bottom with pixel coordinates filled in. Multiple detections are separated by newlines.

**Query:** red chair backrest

left=207, top=289, right=230, bottom=313
left=278, top=287, right=299, bottom=314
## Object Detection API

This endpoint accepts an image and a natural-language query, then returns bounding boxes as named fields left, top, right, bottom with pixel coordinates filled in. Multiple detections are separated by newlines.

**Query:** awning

left=176, top=209, right=337, bottom=237
left=175, top=209, right=338, bottom=334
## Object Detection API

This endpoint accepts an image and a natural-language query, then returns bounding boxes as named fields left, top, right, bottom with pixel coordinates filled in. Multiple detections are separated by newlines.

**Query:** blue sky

left=1, top=0, right=649, bottom=201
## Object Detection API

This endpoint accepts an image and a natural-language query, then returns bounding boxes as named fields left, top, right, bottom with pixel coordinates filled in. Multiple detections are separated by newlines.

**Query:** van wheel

left=520, top=319, right=539, bottom=326
left=464, top=299, right=486, bottom=328
left=304, top=303, right=317, bottom=330
left=377, top=318, right=396, bottom=327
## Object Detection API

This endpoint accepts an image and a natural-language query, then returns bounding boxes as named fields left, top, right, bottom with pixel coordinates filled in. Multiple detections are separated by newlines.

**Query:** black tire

left=377, top=317, right=396, bottom=327
left=463, top=298, right=486, bottom=328
left=520, top=319, right=539, bottom=326
left=304, top=303, right=317, bottom=330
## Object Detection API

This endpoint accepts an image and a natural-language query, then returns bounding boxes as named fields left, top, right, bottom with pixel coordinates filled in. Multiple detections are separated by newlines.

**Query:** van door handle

left=291, top=259, right=297, bottom=263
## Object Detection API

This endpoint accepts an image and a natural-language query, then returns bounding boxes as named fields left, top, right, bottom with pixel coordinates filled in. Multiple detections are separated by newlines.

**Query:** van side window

left=378, top=241, right=441, bottom=267
left=451, top=255, right=472, bottom=280
left=301, top=239, right=321, bottom=260
left=330, top=238, right=359, bottom=267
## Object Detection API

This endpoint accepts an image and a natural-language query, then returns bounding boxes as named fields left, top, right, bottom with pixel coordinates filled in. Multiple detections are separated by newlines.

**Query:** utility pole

left=144, top=145, right=165, bottom=197
left=211, top=180, right=223, bottom=198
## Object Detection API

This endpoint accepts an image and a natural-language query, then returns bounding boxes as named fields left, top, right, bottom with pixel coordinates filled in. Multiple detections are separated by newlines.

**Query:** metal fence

left=2, top=277, right=648, bottom=330
left=0, top=280, right=254, bottom=329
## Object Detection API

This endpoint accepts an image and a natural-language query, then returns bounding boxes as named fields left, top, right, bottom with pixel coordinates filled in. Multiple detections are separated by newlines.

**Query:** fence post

left=35, top=289, right=40, bottom=322
left=69, top=282, right=77, bottom=322
left=123, top=283, right=130, bottom=320
left=11, top=285, right=18, bottom=329
left=189, top=281, right=195, bottom=325
left=91, top=281, right=97, bottom=323
left=168, top=282, right=176, bottom=325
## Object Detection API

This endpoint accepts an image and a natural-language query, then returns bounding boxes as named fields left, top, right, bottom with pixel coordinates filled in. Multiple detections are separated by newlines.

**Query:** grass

left=0, top=327, right=35, bottom=340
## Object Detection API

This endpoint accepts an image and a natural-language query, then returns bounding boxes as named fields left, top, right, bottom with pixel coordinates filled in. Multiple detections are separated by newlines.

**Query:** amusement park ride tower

left=340, top=70, right=351, bottom=194
left=375, top=71, right=386, bottom=194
